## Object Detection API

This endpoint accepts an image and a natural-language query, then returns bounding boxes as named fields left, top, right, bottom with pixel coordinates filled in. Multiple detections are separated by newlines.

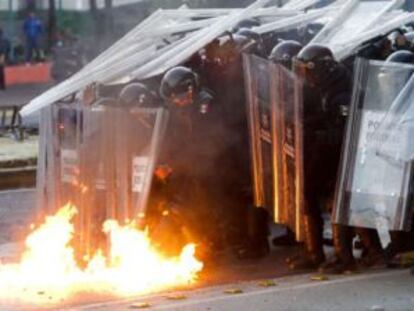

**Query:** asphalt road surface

left=1, top=190, right=413, bottom=311
left=78, top=269, right=414, bottom=311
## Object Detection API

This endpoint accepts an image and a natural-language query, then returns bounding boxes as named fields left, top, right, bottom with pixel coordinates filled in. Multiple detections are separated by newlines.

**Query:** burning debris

left=0, top=203, right=203, bottom=306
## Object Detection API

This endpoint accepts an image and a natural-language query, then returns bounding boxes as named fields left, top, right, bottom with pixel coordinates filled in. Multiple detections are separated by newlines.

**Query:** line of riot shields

left=244, top=52, right=414, bottom=269
left=38, top=60, right=414, bottom=268
left=35, top=1, right=414, bottom=271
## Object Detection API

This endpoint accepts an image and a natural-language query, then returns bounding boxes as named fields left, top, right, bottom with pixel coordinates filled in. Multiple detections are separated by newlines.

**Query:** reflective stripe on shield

left=244, top=54, right=304, bottom=241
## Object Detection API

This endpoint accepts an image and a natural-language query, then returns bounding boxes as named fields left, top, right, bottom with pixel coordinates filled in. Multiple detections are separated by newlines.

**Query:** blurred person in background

left=23, top=12, right=43, bottom=63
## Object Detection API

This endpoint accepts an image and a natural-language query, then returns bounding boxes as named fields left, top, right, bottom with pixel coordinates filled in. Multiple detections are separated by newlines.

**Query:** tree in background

left=104, top=0, right=114, bottom=35
left=88, top=0, right=114, bottom=54
left=47, top=0, right=57, bottom=50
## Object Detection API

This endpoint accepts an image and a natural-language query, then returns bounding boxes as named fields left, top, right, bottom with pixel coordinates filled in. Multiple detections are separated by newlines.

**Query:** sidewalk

left=0, top=136, right=38, bottom=165
left=0, top=82, right=54, bottom=108
left=0, top=82, right=54, bottom=128
left=0, top=84, right=47, bottom=189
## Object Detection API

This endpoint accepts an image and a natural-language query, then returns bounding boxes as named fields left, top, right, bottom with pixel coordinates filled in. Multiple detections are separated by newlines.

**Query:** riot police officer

left=357, top=35, right=393, bottom=61
left=160, top=66, right=213, bottom=110
left=295, top=44, right=385, bottom=272
left=292, top=44, right=355, bottom=271
left=158, top=66, right=232, bottom=259
left=203, top=32, right=271, bottom=259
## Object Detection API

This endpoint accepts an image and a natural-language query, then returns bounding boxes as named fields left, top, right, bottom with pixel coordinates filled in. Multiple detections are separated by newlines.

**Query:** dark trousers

left=25, top=38, right=40, bottom=63
left=0, top=64, right=5, bottom=90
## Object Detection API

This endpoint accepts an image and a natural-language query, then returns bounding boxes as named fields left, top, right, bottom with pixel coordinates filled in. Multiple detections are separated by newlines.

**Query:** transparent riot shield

left=56, top=105, right=83, bottom=208
left=374, top=73, right=414, bottom=163
left=333, top=58, right=414, bottom=234
left=244, top=54, right=277, bottom=219
left=37, top=103, right=169, bottom=258
left=244, top=54, right=304, bottom=241
left=272, top=63, right=305, bottom=241
left=36, top=102, right=83, bottom=218
left=80, top=105, right=168, bottom=255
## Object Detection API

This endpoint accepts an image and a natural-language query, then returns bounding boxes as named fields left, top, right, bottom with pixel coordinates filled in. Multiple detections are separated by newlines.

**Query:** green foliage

left=56, top=12, right=90, bottom=36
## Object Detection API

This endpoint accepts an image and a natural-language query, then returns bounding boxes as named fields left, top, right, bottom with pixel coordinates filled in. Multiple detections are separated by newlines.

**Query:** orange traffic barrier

left=4, top=62, right=52, bottom=86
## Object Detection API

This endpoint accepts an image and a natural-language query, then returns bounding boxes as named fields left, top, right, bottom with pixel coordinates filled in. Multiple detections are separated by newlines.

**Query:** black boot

left=289, top=214, right=325, bottom=270
left=273, top=228, right=298, bottom=247
left=320, top=224, right=357, bottom=274
left=385, top=231, right=407, bottom=267
left=357, top=228, right=385, bottom=268
left=237, top=207, right=270, bottom=259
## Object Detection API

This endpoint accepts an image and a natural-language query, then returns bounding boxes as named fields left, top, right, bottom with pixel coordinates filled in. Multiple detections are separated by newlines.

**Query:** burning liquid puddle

left=0, top=203, right=203, bottom=305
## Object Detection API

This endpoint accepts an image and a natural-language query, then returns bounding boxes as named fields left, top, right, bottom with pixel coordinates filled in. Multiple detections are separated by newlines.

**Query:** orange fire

left=0, top=203, right=203, bottom=305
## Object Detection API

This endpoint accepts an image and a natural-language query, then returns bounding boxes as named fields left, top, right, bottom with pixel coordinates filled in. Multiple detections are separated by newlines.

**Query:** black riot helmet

left=269, top=40, right=303, bottom=69
left=388, top=30, right=410, bottom=51
left=232, top=33, right=257, bottom=53
left=234, top=18, right=260, bottom=31
left=159, top=66, right=199, bottom=107
left=236, top=27, right=265, bottom=56
left=385, top=50, right=414, bottom=64
left=205, top=33, right=255, bottom=68
left=236, top=27, right=261, bottom=43
left=296, top=44, right=336, bottom=87
left=118, top=82, right=156, bottom=107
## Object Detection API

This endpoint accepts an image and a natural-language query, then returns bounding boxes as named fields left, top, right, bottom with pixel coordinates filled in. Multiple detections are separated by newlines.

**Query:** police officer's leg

left=357, top=227, right=385, bottom=267
left=320, top=194, right=356, bottom=273
left=289, top=148, right=325, bottom=269
left=25, top=39, right=34, bottom=63
left=320, top=224, right=356, bottom=273
left=237, top=205, right=270, bottom=259
left=334, top=224, right=356, bottom=266
left=289, top=202, right=325, bottom=269
left=33, top=39, right=41, bottom=61
left=215, top=144, right=270, bottom=259
left=386, top=213, right=414, bottom=264
left=385, top=231, right=405, bottom=262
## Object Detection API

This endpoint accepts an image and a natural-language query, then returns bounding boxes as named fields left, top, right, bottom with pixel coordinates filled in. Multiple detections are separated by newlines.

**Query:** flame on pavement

left=0, top=203, right=203, bottom=305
